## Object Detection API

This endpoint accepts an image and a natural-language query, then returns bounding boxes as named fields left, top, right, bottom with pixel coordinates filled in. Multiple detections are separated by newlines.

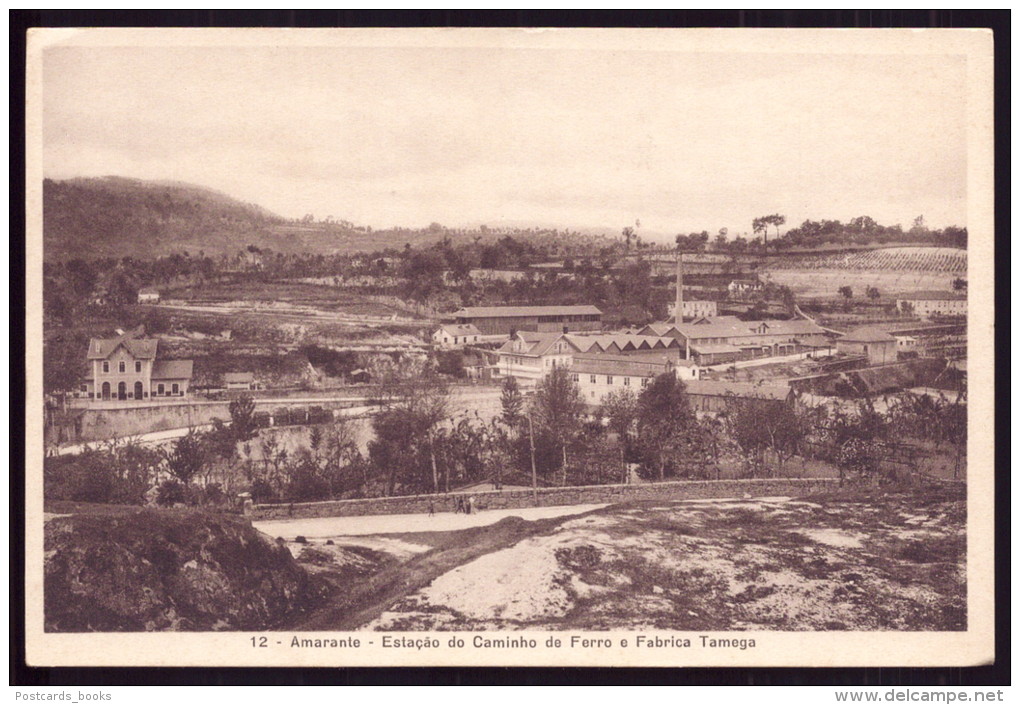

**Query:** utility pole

left=528, top=414, right=538, bottom=505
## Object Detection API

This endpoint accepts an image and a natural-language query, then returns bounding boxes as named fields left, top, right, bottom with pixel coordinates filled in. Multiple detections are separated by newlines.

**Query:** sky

left=42, top=36, right=969, bottom=240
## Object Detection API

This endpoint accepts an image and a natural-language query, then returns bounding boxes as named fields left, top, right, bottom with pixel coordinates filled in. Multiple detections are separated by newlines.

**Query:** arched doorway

left=117, top=382, right=127, bottom=400
left=101, top=382, right=110, bottom=400
left=134, top=381, right=144, bottom=400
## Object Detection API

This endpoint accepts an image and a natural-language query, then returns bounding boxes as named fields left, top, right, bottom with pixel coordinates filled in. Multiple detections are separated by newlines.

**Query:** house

left=836, top=327, right=898, bottom=366
left=896, top=291, right=967, bottom=319
left=137, top=287, right=160, bottom=304
left=570, top=353, right=698, bottom=405
left=640, top=316, right=830, bottom=365
left=894, top=335, right=918, bottom=351
left=83, top=327, right=193, bottom=401
left=667, top=299, right=718, bottom=321
left=727, top=278, right=764, bottom=298
left=684, top=380, right=794, bottom=413
left=450, top=305, right=602, bottom=336
left=223, top=372, right=261, bottom=391
left=495, top=332, right=584, bottom=383
left=432, top=323, right=482, bottom=349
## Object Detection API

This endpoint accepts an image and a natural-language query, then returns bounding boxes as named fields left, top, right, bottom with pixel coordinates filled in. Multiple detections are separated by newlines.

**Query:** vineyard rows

left=768, top=247, right=966, bottom=273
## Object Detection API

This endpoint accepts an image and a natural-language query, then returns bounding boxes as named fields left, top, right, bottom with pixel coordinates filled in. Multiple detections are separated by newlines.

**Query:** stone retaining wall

left=250, top=477, right=841, bottom=520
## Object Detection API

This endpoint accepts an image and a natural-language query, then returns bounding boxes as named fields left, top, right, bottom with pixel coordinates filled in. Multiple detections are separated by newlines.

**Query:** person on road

left=428, top=499, right=435, bottom=517
left=468, top=496, right=476, bottom=515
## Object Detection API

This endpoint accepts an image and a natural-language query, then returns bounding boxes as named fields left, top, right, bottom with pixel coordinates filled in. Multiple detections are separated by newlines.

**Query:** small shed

left=223, top=372, right=258, bottom=390
left=137, top=287, right=160, bottom=303
left=837, top=327, right=898, bottom=366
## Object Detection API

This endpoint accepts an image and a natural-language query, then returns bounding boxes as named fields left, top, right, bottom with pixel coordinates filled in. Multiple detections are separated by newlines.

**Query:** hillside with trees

left=43, top=177, right=287, bottom=262
left=43, top=177, right=615, bottom=263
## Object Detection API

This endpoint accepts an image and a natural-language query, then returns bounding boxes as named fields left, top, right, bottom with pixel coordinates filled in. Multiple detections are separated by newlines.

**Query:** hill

left=43, top=177, right=287, bottom=262
left=42, top=177, right=618, bottom=262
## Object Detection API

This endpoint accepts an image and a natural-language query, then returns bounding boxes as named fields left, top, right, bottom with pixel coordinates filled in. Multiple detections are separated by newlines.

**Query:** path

left=288, top=505, right=609, bottom=631
left=253, top=503, right=607, bottom=539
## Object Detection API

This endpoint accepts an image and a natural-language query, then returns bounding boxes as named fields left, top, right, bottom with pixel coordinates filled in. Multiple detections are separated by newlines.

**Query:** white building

left=570, top=353, right=698, bottom=405
left=836, top=327, right=898, bottom=366
left=432, top=323, right=483, bottom=348
left=667, top=300, right=718, bottom=321
left=137, top=287, right=160, bottom=304
left=223, top=372, right=261, bottom=391
left=496, top=331, right=582, bottom=383
left=896, top=291, right=967, bottom=319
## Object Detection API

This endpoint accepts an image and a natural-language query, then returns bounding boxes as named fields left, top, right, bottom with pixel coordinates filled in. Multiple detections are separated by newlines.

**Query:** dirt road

left=253, top=503, right=606, bottom=539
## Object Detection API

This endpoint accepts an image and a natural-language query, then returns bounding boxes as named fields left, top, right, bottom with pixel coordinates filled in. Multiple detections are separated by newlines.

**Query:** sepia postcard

left=24, top=27, right=995, bottom=668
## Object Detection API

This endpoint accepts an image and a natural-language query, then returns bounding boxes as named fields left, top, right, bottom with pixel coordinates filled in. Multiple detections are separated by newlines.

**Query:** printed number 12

left=251, top=636, right=268, bottom=648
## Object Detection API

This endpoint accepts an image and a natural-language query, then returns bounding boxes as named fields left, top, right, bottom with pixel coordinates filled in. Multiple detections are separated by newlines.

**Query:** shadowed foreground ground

left=43, top=485, right=965, bottom=632
left=284, top=486, right=966, bottom=632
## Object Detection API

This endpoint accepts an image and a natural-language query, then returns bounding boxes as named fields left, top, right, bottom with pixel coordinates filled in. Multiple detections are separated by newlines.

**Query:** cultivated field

left=767, top=247, right=966, bottom=273
left=167, top=281, right=416, bottom=318
left=762, top=270, right=960, bottom=298
left=760, top=247, right=966, bottom=298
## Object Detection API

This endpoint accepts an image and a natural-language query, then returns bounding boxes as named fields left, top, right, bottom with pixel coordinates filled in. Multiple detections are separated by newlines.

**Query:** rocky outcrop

left=44, top=508, right=326, bottom=632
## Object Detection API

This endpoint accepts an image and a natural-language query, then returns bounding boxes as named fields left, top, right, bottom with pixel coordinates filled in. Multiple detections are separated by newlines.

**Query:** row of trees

left=46, top=363, right=968, bottom=508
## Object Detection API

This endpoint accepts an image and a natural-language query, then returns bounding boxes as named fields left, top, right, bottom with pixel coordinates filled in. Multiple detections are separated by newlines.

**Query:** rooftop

left=685, top=379, right=791, bottom=401
left=223, top=372, right=255, bottom=384
left=840, top=327, right=898, bottom=343
left=570, top=354, right=674, bottom=378
left=87, top=327, right=158, bottom=360
left=498, top=332, right=581, bottom=357
left=152, top=360, right=194, bottom=380
left=437, top=323, right=483, bottom=336
left=897, top=290, right=967, bottom=301
left=453, top=305, right=602, bottom=318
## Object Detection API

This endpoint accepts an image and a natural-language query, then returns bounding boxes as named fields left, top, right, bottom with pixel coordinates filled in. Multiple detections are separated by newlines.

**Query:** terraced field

left=768, top=247, right=966, bottom=273
left=761, top=247, right=966, bottom=297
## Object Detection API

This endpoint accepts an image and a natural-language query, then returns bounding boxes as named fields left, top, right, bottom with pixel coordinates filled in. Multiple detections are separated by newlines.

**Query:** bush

left=155, top=479, right=198, bottom=507
left=200, top=482, right=227, bottom=507
left=44, top=443, right=159, bottom=505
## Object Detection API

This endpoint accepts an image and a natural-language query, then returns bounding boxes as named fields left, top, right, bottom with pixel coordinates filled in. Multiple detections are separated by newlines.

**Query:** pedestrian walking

left=428, top=499, right=435, bottom=517
left=468, top=496, right=476, bottom=515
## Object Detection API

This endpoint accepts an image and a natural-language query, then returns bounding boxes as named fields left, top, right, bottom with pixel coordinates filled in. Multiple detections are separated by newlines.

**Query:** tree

left=753, top=214, right=786, bottom=249
left=838, top=286, right=853, bottom=300
left=866, top=286, right=880, bottom=301
left=229, top=394, right=258, bottom=441
left=499, top=376, right=525, bottom=428
left=370, top=358, right=450, bottom=495
left=953, top=278, right=967, bottom=291
left=599, top=388, right=638, bottom=482
left=636, top=373, right=697, bottom=480
left=530, top=368, right=586, bottom=485
left=162, top=430, right=207, bottom=484
left=725, top=396, right=810, bottom=477
left=622, top=226, right=635, bottom=251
